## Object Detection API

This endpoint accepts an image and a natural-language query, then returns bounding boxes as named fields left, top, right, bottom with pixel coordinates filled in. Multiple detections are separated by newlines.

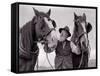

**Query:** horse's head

left=32, top=8, right=57, bottom=44
left=72, top=13, right=92, bottom=50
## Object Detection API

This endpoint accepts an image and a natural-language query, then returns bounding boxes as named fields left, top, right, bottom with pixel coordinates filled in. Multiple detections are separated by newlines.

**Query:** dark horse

left=71, top=13, right=92, bottom=68
left=19, top=8, right=56, bottom=72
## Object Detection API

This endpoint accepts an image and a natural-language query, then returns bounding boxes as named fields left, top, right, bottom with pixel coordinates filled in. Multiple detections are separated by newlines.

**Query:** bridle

left=34, top=18, right=56, bottom=70
left=74, top=19, right=91, bottom=68
left=74, top=30, right=90, bottom=68
left=33, top=17, right=56, bottom=44
left=33, top=28, right=55, bottom=44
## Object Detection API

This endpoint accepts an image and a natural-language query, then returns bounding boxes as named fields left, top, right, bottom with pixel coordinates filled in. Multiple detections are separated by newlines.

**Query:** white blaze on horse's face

left=44, top=17, right=54, bottom=29
left=44, top=17, right=58, bottom=47
left=81, top=22, right=88, bottom=47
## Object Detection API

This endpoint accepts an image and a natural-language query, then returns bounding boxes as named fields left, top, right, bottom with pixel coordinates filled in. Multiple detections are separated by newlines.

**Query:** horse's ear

left=74, top=12, right=78, bottom=19
left=47, top=9, right=51, bottom=16
left=33, top=8, right=39, bottom=16
left=83, top=13, right=86, bottom=21
left=86, top=22, right=92, bottom=33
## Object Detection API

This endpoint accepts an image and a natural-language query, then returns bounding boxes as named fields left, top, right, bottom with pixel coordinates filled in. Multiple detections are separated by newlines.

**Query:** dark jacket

left=44, top=40, right=73, bottom=69
left=55, top=40, right=73, bottom=69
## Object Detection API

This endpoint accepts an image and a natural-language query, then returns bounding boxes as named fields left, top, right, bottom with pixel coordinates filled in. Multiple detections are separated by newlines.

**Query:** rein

left=35, top=28, right=55, bottom=70
left=75, top=32, right=90, bottom=68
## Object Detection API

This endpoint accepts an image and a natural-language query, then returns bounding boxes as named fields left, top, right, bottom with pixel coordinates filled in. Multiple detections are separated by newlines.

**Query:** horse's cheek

left=35, top=27, right=42, bottom=37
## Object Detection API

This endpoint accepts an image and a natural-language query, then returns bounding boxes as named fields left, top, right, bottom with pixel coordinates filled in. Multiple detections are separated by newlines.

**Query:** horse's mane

left=31, top=16, right=37, bottom=41
left=20, top=16, right=38, bottom=45
left=71, top=22, right=79, bottom=44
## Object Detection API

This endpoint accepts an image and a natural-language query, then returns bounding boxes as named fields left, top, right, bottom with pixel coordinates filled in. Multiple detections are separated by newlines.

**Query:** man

left=44, top=26, right=80, bottom=69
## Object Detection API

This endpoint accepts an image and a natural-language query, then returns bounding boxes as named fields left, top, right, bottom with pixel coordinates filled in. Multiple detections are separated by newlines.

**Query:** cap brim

left=59, top=28, right=71, bottom=37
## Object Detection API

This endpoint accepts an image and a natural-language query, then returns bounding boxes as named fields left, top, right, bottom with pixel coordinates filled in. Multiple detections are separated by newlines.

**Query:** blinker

left=51, top=20, right=56, bottom=28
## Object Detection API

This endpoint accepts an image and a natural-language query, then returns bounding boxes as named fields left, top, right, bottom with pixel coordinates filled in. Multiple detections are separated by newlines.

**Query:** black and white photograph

left=11, top=2, right=97, bottom=73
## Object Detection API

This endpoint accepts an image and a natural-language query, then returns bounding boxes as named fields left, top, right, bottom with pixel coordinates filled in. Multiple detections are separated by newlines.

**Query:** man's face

left=60, top=30, right=69, bottom=41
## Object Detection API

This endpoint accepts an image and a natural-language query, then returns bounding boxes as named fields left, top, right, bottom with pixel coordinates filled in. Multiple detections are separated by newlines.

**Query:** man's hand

left=70, top=41, right=81, bottom=55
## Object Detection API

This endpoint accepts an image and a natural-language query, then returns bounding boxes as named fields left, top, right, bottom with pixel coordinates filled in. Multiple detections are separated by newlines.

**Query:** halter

left=75, top=32, right=88, bottom=45
left=33, top=17, right=56, bottom=44
left=33, top=28, right=55, bottom=44
left=75, top=31, right=90, bottom=68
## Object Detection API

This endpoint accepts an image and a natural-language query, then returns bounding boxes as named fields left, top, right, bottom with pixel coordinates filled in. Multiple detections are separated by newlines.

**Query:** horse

left=19, top=8, right=57, bottom=72
left=71, top=13, right=92, bottom=68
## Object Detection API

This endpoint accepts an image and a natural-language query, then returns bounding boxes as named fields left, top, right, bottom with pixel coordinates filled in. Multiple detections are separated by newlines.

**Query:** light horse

left=71, top=13, right=92, bottom=68
left=19, top=8, right=57, bottom=72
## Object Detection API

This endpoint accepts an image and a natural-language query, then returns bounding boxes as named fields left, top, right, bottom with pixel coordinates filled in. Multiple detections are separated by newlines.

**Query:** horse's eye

left=39, top=16, right=43, bottom=20
left=48, top=18, right=51, bottom=21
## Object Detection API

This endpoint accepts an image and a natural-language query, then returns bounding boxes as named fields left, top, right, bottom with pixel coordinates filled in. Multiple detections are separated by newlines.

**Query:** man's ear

left=86, top=22, right=92, bottom=33
left=47, top=9, right=51, bottom=16
left=33, top=8, right=40, bottom=16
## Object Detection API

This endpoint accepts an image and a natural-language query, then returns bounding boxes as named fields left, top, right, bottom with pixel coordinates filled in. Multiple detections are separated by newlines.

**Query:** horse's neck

left=71, top=29, right=79, bottom=44
left=31, top=17, right=39, bottom=42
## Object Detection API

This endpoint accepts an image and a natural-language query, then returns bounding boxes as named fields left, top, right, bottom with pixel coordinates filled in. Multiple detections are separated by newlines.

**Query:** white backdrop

left=0, top=0, right=99, bottom=76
